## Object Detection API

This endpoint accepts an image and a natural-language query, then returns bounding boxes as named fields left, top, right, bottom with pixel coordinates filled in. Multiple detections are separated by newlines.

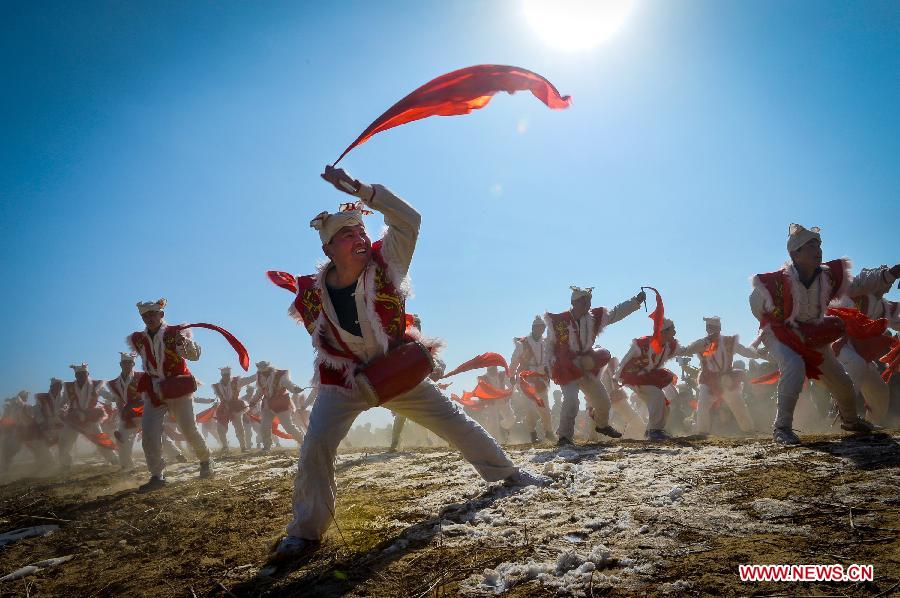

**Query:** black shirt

left=327, top=281, right=363, bottom=337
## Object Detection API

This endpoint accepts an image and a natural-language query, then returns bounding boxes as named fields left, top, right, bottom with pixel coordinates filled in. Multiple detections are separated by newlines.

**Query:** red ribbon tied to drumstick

left=641, top=287, right=666, bottom=354
left=333, top=64, right=571, bottom=165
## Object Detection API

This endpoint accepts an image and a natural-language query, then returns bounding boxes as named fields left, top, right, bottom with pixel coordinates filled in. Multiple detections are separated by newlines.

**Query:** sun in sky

left=523, top=0, right=637, bottom=50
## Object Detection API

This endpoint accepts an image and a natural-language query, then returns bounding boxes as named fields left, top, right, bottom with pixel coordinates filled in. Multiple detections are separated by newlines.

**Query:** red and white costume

left=509, top=321, right=554, bottom=442
left=679, top=320, right=760, bottom=435
left=616, top=333, right=681, bottom=434
left=211, top=367, right=255, bottom=451
left=58, top=365, right=117, bottom=469
left=544, top=287, right=642, bottom=441
left=749, top=253, right=879, bottom=432
left=271, top=182, right=516, bottom=542
left=101, top=354, right=150, bottom=470
left=0, top=392, right=54, bottom=478
left=128, top=310, right=210, bottom=478
left=253, top=362, right=304, bottom=450
left=834, top=265, right=899, bottom=425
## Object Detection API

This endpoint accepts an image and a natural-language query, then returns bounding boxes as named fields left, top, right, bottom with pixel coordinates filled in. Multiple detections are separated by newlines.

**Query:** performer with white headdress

left=266, top=166, right=544, bottom=562
left=101, top=352, right=150, bottom=471
left=833, top=263, right=900, bottom=425
left=509, top=315, right=555, bottom=443
left=677, top=316, right=762, bottom=435
left=252, top=361, right=305, bottom=450
left=128, top=298, right=249, bottom=491
left=749, top=224, right=881, bottom=444
left=59, top=363, right=118, bottom=469
left=0, top=391, right=54, bottom=479
left=211, top=366, right=255, bottom=452
left=32, top=378, right=65, bottom=456
left=545, top=285, right=646, bottom=445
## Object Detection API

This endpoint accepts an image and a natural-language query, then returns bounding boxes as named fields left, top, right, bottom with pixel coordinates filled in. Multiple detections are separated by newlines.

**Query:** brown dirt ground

left=0, top=434, right=898, bottom=597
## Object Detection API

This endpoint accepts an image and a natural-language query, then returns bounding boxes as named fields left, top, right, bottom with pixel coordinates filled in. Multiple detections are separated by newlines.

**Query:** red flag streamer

left=518, top=371, right=547, bottom=408
left=641, top=287, right=666, bottom=353
left=271, top=416, right=294, bottom=440
left=880, top=341, right=900, bottom=382
left=267, top=271, right=298, bottom=294
left=196, top=404, right=218, bottom=424
left=441, top=352, right=509, bottom=379
left=172, top=323, right=251, bottom=371
left=826, top=307, right=888, bottom=339
left=333, top=64, right=572, bottom=165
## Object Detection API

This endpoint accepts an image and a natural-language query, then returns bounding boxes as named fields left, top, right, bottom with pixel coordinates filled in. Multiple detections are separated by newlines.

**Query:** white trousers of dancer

left=764, top=331, right=859, bottom=430
left=242, top=414, right=261, bottom=449
left=260, top=405, right=303, bottom=449
left=695, top=382, right=755, bottom=435
left=516, top=389, right=554, bottom=440
left=837, top=345, right=890, bottom=425
left=610, top=394, right=645, bottom=438
left=117, top=423, right=181, bottom=470
left=480, top=399, right=516, bottom=442
left=630, top=384, right=678, bottom=432
left=215, top=411, right=247, bottom=451
left=558, top=374, right=611, bottom=440
left=58, top=421, right=116, bottom=468
left=141, top=394, right=210, bottom=477
left=286, top=381, right=517, bottom=541
left=1, top=434, right=54, bottom=475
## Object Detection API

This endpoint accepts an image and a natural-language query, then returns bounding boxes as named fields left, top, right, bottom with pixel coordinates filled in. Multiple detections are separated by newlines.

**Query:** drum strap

left=321, top=312, right=364, bottom=366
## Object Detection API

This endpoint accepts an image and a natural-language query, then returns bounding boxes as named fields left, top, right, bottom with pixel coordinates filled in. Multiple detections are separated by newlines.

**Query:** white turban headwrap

left=256, top=361, right=272, bottom=372
left=787, top=223, right=821, bottom=253
left=220, top=366, right=232, bottom=374
left=119, top=352, right=136, bottom=363
left=703, top=316, right=722, bottom=328
left=532, top=315, right=546, bottom=328
left=137, top=298, right=167, bottom=315
left=570, top=286, right=594, bottom=302
left=661, top=318, right=675, bottom=331
left=310, top=209, right=365, bottom=244
left=70, top=363, right=89, bottom=373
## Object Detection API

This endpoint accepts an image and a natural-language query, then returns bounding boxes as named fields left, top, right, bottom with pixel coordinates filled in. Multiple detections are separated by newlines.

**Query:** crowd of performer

left=1, top=168, right=897, bottom=564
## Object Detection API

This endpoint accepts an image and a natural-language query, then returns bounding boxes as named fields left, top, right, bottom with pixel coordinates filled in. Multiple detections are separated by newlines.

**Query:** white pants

left=516, top=389, right=554, bottom=441
left=58, top=421, right=117, bottom=468
left=215, top=410, right=248, bottom=451
left=480, top=399, right=516, bottom=442
left=242, top=414, right=261, bottom=449
left=610, top=394, right=646, bottom=439
left=141, top=394, right=209, bottom=477
left=838, top=345, right=890, bottom=425
left=260, top=405, right=303, bottom=449
left=630, top=384, right=677, bottom=432
left=558, top=374, right=611, bottom=440
left=1, top=434, right=54, bottom=474
left=696, top=381, right=755, bottom=435
left=286, top=381, right=517, bottom=540
left=764, top=331, right=859, bottom=430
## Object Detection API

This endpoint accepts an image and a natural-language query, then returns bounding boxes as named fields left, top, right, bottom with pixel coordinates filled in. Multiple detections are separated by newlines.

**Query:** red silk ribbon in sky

left=333, top=64, right=572, bottom=165
left=441, top=352, right=509, bottom=379
left=172, top=323, right=250, bottom=371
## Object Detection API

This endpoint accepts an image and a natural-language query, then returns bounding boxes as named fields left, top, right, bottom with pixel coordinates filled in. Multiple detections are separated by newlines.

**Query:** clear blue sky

left=2, top=1, right=897, bottom=427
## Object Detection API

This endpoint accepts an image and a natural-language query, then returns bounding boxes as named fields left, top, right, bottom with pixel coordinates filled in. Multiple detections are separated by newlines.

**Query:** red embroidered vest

left=291, top=243, right=408, bottom=388
left=130, top=327, right=192, bottom=378
left=755, top=259, right=846, bottom=324
left=107, top=374, right=145, bottom=408
left=699, top=335, right=737, bottom=373
left=64, top=380, right=104, bottom=412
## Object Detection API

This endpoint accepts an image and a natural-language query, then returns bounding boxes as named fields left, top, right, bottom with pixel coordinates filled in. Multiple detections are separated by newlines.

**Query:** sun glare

left=523, top=0, right=636, bottom=51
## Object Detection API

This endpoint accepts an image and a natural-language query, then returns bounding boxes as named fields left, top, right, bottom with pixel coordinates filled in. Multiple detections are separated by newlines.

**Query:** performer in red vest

left=0, top=392, right=54, bottom=480
left=252, top=361, right=305, bottom=451
left=268, top=167, right=543, bottom=562
left=545, top=285, right=646, bottom=445
left=100, top=352, right=148, bottom=471
left=32, top=378, right=65, bottom=459
left=59, top=364, right=117, bottom=470
left=510, top=316, right=555, bottom=444
left=835, top=263, right=900, bottom=425
left=749, top=224, right=881, bottom=444
left=615, top=320, right=682, bottom=440
left=127, top=298, right=212, bottom=491
left=599, top=357, right=645, bottom=439
left=678, top=316, right=762, bottom=435
left=211, top=366, right=255, bottom=452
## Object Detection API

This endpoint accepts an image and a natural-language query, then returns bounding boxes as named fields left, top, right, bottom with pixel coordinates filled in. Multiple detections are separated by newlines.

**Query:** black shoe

left=556, top=437, right=574, bottom=447
left=138, top=476, right=166, bottom=493
left=595, top=425, right=623, bottom=439
left=198, top=461, right=214, bottom=479
left=840, top=418, right=878, bottom=434
left=269, top=536, right=320, bottom=564
left=773, top=427, right=801, bottom=445
left=645, top=429, right=671, bottom=441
